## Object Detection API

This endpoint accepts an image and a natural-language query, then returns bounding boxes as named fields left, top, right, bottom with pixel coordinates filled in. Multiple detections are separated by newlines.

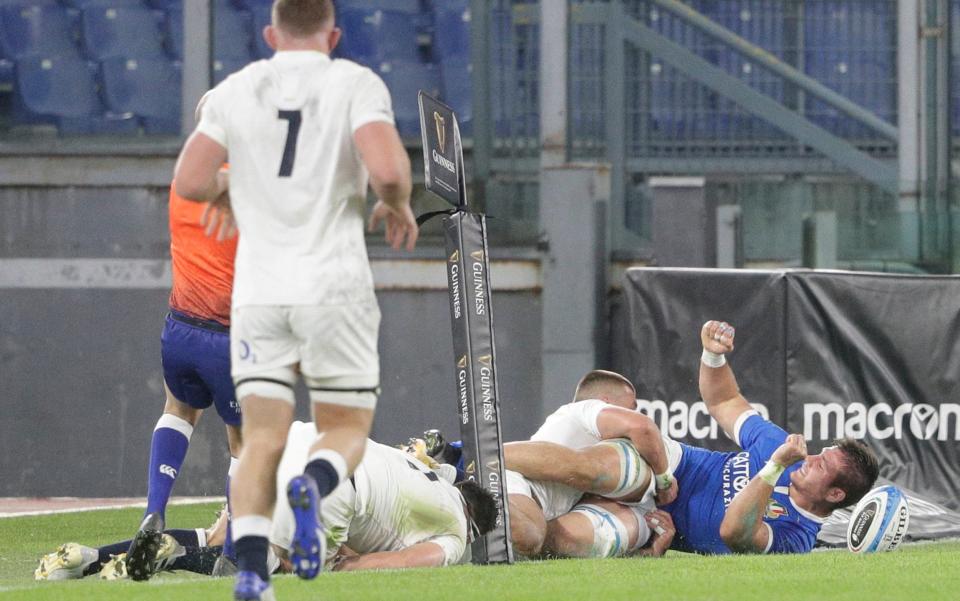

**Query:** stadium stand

left=377, top=59, right=440, bottom=137
left=431, top=0, right=470, bottom=62
left=14, top=55, right=138, bottom=133
left=337, top=6, right=421, bottom=67
left=80, top=6, right=166, bottom=60
left=0, top=4, right=81, bottom=60
left=100, top=56, right=180, bottom=133
left=440, top=58, right=472, bottom=136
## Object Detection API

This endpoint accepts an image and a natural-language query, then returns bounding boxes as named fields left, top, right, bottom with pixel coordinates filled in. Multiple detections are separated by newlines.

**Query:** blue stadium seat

left=337, top=7, right=420, bottom=67
left=65, top=0, right=145, bottom=8
left=213, top=57, right=247, bottom=84
left=338, top=0, right=421, bottom=14
left=431, top=0, right=469, bottom=62
left=803, top=0, right=896, bottom=138
left=81, top=6, right=164, bottom=60
left=164, top=6, right=252, bottom=60
left=377, top=60, right=440, bottom=137
left=0, top=4, right=80, bottom=60
left=213, top=4, right=253, bottom=60
left=0, top=0, right=59, bottom=5
left=701, top=0, right=785, bottom=140
left=14, top=55, right=138, bottom=133
left=101, top=56, right=180, bottom=133
left=249, top=2, right=270, bottom=59
left=439, top=58, right=471, bottom=136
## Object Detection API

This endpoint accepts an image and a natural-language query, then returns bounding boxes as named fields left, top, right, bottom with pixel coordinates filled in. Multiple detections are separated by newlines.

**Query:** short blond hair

left=574, top=370, right=636, bottom=401
left=272, top=0, right=334, bottom=38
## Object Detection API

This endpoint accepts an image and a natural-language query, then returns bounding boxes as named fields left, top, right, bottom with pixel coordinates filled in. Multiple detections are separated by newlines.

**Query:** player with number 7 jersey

left=172, top=1, right=418, bottom=598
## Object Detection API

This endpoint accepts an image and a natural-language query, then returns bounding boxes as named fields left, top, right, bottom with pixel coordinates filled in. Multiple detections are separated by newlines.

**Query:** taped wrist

left=701, top=349, right=726, bottom=368
left=655, top=471, right=674, bottom=491
left=757, top=460, right=785, bottom=487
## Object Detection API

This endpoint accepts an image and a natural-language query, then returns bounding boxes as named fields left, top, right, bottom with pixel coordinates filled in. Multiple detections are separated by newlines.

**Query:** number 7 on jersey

left=278, top=110, right=302, bottom=177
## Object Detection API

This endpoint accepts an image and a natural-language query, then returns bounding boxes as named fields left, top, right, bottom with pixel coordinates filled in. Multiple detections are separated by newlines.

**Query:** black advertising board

left=418, top=91, right=464, bottom=208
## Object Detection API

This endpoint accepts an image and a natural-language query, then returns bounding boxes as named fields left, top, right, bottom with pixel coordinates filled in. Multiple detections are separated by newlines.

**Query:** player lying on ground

left=499, top=370, right=677, bottom=559
left=504, top=320, right=881, bottom=554
left=37, top=422, right=495, bottom=581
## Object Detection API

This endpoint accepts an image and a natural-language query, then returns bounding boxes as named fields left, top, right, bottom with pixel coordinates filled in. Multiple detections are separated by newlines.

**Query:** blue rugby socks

left=145, top=414, right=193, bottom=520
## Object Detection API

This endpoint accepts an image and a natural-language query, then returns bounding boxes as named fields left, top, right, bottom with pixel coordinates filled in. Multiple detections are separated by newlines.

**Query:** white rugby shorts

left=231, top=302, right=381, bottom=408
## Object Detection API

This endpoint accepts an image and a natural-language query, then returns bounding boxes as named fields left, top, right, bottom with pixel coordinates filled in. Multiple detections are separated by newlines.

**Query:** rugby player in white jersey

left=172, top=0, right=417, bottom=598
left=503, top=370, right=678, bottom=558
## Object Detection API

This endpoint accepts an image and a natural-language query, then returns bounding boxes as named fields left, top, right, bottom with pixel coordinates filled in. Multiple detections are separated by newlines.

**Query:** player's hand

left=771, top=434, right=807, bottom=467
left=368, top=200, right=419, bottom=251
left=701, top=320, right=735, bottom=354
left=644, top=510, right=676, bottom=556
left=655, top=477, right=678, bottom=506
left=200, top=199, right=237, bottom=241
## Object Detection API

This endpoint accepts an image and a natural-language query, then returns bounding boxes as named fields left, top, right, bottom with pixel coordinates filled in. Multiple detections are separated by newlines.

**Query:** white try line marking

left=0, top=496, right=224, bottom=519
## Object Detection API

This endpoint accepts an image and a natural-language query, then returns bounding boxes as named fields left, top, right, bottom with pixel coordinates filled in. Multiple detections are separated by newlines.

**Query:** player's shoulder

left=329, top=57, right=387, bottom=87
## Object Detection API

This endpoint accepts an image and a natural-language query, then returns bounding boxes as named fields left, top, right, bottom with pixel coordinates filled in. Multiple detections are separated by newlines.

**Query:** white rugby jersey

left=530, top=399, right=607, bottom=448
left=272, top=423, right=468, bottom=566
left=196, top=51, right=395, bottom=307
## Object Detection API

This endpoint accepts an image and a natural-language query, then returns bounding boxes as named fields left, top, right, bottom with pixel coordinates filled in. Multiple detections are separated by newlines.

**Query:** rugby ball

left=846, top=485, right=909, bottom=553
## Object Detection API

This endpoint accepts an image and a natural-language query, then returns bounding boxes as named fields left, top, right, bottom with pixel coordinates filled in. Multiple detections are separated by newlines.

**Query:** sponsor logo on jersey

left=765, top=500, right=788, bottom=519
left=159, top=464, right=178, bottom=479
left=721, top=452, right=750, bottom=507
left=803, top=402, right=960, bottom=441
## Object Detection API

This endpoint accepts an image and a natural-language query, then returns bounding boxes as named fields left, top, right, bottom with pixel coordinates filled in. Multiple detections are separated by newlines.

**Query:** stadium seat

left=65, top=0, right=145, bottom=8
left=439, top=58, right=471, bottom=136
left=0, top=4, right=81, bottom=60
left=81, top=6, right=165, bottom=60
left=100, top=56, right=180, bottom=133
left=803, top=0, right=896, bottom=138
left=164, top=6, right=252, bottom=61
left=248, top=2, right=270, bottom=59
left=14, top=55, right=138, bottom=133
left=338, top=0, right=421, bottom=15
left=213, top=4, right=253, bottom=61
left=337, top=7, right=420, bottom=67
left=431, top=0, right=469, bottom=62
left=212, top=57, right=247, bottom=85
left=377, top=60, right=440, bottom=138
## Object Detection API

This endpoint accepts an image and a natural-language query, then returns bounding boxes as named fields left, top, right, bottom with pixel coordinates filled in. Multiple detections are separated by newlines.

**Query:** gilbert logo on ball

left=846, top=485, right=909, bottom=553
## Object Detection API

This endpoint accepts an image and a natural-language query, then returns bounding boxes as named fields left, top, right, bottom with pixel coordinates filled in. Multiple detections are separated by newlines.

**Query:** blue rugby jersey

left=663, top=412, right=825, bottom=554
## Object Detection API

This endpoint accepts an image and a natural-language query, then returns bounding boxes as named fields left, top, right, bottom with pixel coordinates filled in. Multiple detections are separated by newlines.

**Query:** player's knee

left=162, top=394, right=202, bottom=425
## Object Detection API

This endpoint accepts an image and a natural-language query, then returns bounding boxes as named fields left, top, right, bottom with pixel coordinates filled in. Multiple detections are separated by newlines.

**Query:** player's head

left=789, top=438, right=879, bottom=511
left=573, top=370, right=637, bottom=410
left=265, top=0, right=340, bottom=54
left=456, top=479, right=498, bottom=537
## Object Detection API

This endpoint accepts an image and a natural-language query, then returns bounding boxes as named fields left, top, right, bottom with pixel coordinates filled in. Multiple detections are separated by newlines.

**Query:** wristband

left=655, top=471, right=674, bottom=491
left=757, top=460, right=785, bottom=487
left=701, top=349, right=727, bottom=368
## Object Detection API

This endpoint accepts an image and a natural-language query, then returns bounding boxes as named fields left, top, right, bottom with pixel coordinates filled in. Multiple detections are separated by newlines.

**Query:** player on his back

left=172, top=0, right=417, bottom=597
left=125, top=156, right=241, bottom=580
left=505, top=321, right=881, bottom=554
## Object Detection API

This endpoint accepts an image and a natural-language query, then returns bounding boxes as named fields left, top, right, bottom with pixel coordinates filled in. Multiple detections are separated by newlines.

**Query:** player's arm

left=173, top=132, right=229, bottom=204
left=355, top=122, right=418, bottom=251
left=699, top=320, right=755, bottom=440
left=595, top=408, right=676, bottom=503
left=719, top=434, right=807, bottom=553
left=332, top=541, right=447, bottom=571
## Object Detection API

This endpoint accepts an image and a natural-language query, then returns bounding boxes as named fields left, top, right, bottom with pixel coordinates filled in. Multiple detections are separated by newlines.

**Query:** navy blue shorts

left=160, top=311, right=241, bottom=427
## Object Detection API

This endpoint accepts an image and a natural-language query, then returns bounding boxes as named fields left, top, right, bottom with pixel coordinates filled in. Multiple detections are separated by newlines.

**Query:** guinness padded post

left=418, top=91, right=513, bottom=564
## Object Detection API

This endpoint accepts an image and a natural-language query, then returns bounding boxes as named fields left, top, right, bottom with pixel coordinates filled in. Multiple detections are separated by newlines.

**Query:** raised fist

left=701, top=320, right=735, bottom=355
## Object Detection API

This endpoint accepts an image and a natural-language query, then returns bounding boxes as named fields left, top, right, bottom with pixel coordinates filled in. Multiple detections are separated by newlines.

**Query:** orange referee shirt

left=167, top=182, right=237, bottom=326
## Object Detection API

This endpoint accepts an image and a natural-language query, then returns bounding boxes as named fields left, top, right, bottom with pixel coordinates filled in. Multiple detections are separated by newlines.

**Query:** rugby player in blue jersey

left=505, top=320, right=879, bottom=554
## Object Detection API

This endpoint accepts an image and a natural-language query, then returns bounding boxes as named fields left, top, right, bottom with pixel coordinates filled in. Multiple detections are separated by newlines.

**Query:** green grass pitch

left=1, top=502, right=958, bottom=601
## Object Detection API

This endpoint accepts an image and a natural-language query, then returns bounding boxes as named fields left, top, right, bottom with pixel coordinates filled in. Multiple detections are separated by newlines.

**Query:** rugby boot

left=286, top=474, right=326, bottom=579
left=211, top=553, right=238, bottom=578
left=234, top=570, right=276, bottom=601
left=98, top=554, right=128, bottom=580
left=126, top=512, right=164, bottom=581
left=34, top=543, right=98, bottom=580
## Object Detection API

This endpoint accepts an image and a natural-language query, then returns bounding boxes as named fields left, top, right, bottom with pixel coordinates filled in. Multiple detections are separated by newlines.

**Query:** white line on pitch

left=0, top=496, right=225, bottom=519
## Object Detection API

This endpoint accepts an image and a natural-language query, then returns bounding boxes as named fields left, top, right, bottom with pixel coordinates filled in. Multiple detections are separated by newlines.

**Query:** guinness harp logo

left=457, top=355, right=467, bottom=369
left=434, top=111, right=446, bottom=153
left=449, top=250, right=459, bottom=263
left=478, top=355, right=492, bottom=367
left=470, top=250, right=484, bottom=261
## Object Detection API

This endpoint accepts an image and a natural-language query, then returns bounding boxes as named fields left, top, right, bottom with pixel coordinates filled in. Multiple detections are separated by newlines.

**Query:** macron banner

left=613, top=268, right=960, bottom=540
